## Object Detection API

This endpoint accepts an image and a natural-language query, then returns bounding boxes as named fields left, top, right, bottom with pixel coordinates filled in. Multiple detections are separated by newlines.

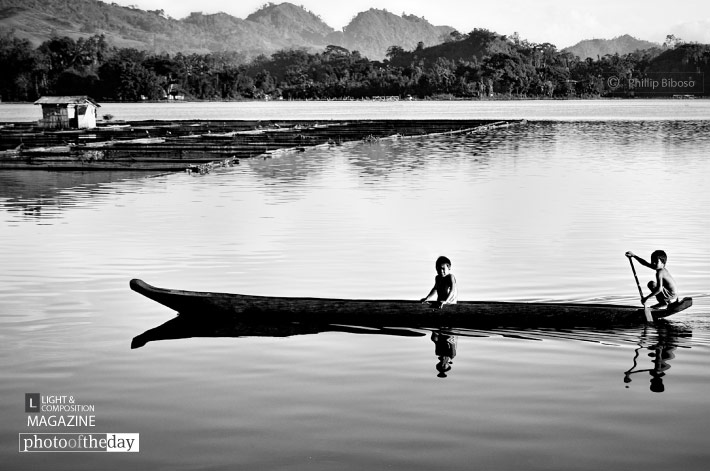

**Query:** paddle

left=628, top=256, right=654, bottom=323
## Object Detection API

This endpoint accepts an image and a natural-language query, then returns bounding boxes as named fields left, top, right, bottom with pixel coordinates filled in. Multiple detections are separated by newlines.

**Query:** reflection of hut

left=34, top=96, right=100, bottom=129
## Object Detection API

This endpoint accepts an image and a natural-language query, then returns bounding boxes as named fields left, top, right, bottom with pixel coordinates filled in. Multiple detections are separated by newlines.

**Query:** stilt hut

left=34, top=96, right=100, bottom=129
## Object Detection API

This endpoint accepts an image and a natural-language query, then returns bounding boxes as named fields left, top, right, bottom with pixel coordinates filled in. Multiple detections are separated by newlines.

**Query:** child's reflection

left=431, top=330, right=457, bottom=378
left=624, top=322, right=685, bottom=393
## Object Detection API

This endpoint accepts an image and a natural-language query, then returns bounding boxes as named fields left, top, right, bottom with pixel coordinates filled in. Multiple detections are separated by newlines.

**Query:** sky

left=106, top=0, right=710, bottom=49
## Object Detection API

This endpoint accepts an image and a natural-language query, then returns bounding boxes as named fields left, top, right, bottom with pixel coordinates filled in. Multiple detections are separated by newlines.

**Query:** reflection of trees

left=345, top=131, right=514, bottom=183
left=0, top=170, right=160, bottom=220
left=247, top=147, right=331, bottom=188
left=545, top=121, right=710, bottom=160
left=247, top=128, right=516, bottom=199
left=624, top=321, right=693, bottom=393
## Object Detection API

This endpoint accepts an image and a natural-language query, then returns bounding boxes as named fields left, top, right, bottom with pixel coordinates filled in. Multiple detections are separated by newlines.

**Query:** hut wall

left=40, top=105, right=70, bottom=129
left=39, top=104, right=97, bottom=129
left=76, top=105, right=97, bottom=128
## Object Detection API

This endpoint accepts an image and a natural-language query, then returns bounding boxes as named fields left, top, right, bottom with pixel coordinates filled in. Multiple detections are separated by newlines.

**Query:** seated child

left=421, top=256, right=458, bottom=308
left=626, top=250, right=679, bottom=308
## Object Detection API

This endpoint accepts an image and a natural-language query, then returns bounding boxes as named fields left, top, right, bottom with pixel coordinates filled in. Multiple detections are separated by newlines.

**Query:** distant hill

left=387, top=28, right=512, bottom=67
left=246, top=2, right=333, bottom=41
left=340, top=9, right=454, bottom=60
left=0, top=0, right=454, bottom=60
left=563, top=34, right=659, bottom=59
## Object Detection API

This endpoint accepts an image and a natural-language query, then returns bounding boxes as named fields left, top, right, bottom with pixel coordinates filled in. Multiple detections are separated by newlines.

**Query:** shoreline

left=3, top=99, right=710, bottom=124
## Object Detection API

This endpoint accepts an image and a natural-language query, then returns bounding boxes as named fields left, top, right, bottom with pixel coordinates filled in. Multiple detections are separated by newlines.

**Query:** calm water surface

left=3, top=98, right=710, bottom=122
left=1, top=105, right=710, bottom=470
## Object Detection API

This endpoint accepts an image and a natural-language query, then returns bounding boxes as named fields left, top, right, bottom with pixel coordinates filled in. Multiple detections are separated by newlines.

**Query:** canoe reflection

left=132, top=314, right=692, bottom=389
left=131, top=314, right=425, bottom=349
left=623, top=320, right=692, bottom=393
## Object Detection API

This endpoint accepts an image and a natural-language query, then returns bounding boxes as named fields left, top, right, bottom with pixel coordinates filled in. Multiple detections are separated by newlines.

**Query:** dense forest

left=1, top=29, right=709, bottom=102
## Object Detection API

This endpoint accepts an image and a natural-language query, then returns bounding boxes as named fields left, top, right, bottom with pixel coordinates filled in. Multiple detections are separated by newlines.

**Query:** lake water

left=3, top=98, right=710, bottom=122
left=1, top=101, right=710, bottom=470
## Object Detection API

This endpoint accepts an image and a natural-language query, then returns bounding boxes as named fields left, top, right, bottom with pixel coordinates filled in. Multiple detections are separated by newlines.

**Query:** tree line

left=1, top=30, right=709, bottom=102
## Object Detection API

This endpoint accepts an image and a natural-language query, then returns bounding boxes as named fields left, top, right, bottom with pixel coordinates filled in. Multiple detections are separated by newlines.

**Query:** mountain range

left=0, top=0, right=661, bottom=60
left=0, top=0, right=454, bottom=60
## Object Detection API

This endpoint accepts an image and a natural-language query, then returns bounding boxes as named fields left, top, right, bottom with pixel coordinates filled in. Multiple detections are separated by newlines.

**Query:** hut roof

left=34, top=96, right=100, bottom=107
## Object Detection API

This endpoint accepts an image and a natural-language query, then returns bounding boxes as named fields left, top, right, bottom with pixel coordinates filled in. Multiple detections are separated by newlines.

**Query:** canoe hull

left=129, top=279, right=692, bottom=328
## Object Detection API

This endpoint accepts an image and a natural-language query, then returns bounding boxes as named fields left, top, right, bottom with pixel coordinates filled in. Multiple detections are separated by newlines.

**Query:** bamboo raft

left=0, top=119, right=523, bottom=171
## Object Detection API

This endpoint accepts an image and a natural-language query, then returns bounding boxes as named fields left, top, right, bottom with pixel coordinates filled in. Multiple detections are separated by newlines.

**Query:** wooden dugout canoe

left=130, top=279, right=692, bottom=328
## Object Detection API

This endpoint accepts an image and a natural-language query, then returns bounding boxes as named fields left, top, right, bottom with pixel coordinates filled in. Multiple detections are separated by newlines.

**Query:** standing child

left=421, top=256, right=458, bottom=308
left=626, top=250, right=679, bottom=308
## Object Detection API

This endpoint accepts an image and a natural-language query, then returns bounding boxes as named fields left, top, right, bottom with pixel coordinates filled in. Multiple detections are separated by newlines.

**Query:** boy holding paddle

left=626, top=250, right=679, bottom=308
